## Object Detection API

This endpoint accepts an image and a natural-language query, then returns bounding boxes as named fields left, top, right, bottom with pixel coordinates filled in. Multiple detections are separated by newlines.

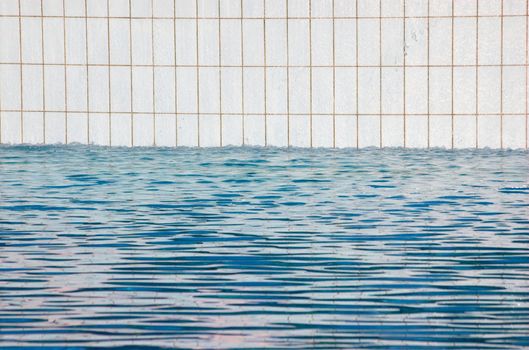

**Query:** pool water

left=1, top=146, right=528, bottom=349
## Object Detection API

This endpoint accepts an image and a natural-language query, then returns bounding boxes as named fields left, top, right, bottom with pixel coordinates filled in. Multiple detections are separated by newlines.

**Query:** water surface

left=1, top=146, right=528, bottom=349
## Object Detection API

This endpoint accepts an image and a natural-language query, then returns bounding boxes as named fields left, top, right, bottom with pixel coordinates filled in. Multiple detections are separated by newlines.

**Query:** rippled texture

left=1, top=146, right=528, bottom=349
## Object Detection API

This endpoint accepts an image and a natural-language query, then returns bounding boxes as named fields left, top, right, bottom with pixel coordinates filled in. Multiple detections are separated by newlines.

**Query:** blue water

left=0, top=146, right=528, bottom=349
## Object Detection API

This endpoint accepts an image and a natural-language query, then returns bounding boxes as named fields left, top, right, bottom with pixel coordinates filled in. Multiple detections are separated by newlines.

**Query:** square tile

left=221, top=67, right=243, bottom=114
left=222, top=115, right=243, bottom=146
left=21, top=18, right=42, bottom=64
left=243, top=114, right=265, bottom=146
left=44, top=65, right=66, bottom=110
left=335, top=115, right=357, bottom=148
left=132, top=67, right=153, bottom=113
left=155, top=114, right=177, bottom=147
left=405, top=67, right=428, bottom=114
left=503, top=17, right=526, bottom=65
left=198, top=19, right=219, bottom=65
left=199, top=115, right=221, bottom=147
left=477, top=66, right=500, bottom=114
left=131, top=19, right=152, bottom=65
left=177, top=114, right=199, bottom=147
left=312, top=114, right=333, bottom=147
left=66, top=66, right=88, bottom=111
left=153, top=19, right=175, bottom=65
left=67, top=113, right=89, bottom=144
left=199, top=67, right=220, bottom=113
left=266, top=67, right=287, bottom=114
left=358, top=68, right=380, bottom=114
left=381, top=18, right=404, bottom=65
left=502, top=66, right=525, bottom=114
left=22, top=112, right=44, bottom=144
left=133, top=114, right=155, bottom=146
left=0, top=65, right=21, bottom=110
left=45, top=112, right=66, bottom=144
left=110, top=113, right=132, bottom=146
left=89, top=113, right=110, bottom=145
left=153, top=0, right=174, bottom=17
left=311, top=67, right=333, bottom=114
left=477, top=115, right=501, bottom=148
left=358, top=115, right=380, bottom=147
left=175, top=19, right=197, bottom=64
left=87, top=0, right=108, bottom=17
left=405, top=115, right=428, bottom=148
left=176, top=67, right=198, bottom=113
left=154, top=67, right=176, bottom=113
left=453, top=115, right=476, bottom=148
left=1, top=112, right=22, bottom=144
left=22, top=65, right=43, bottom=110
left=381, top=115, right=403, bottom=148
left=88, top=66, right=109, bottom=112
left=429, top=115, right=452, bottom=148
left=381, top=67, right=403, bottom=114
left=288, top=68, right=310, bottom=114
left=87, top=18, right=108, bottom=64
left=220, top=20, right=242, bottom=65
left=0, top=18, right=20, bottom=62
left=311, top=19, right=333, bottom=66
left=287, top=19, right=310, bottom=66
left=265, top=0, right=286, bottom=17
left=266, top=115, right=288, bottom=147
left=243, top=67, right=265, bottom=114
left=266, top=19, right=287, bottom=65
left=453, top=17, right=476, bottom=65
left=110, top=66, right=131, bottom=113
left=43, top=18, right=64, bottom=64
left=289, top=115, right=311, bottom=147
left=65, top=18, right=87, bottom=64
left=335, top=67, right=356, bottom=114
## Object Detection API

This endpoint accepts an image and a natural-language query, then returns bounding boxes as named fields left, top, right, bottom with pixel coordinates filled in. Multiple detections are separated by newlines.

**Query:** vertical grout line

left=240, top=0, right=245, bottom=146
left=332, top=0, right=336, bottom=148
left=500, top=0, right=504, bottom=149
left=18, top=0, right=23, bottom=142
left=379, top=0, right=382, bottom=148
left=526, top=0, right=528, bottom=149
left=451, top=0, right=454, bottom=149
left=129, top=0, right=133, bottom=146
left=286, top=0, right=290, bottom=147
left=85, top=0, right=89, bottom=144
left=309, top=0, right=313, bottom=147
left=355, top=0, right=358, bottom=148
left=196, top=0, right=200, bottom=147
left=475, top=0, right=479, bottom=148
left=263, top=0, right=268, bottom=146
left=174, top=0, right=178, bottom=146
left=427, top=0, right=430, bottom=148
left=151, top=0, right=156, bottom=146
left=41, top=0, right=45, bottom=143
left=218, top=0, right=222, bottom=147
left=107, top=0, right=111, bottom=145
left=403, top=0, right=407, bottom=148
left=63, top=0, right=67, bottom=143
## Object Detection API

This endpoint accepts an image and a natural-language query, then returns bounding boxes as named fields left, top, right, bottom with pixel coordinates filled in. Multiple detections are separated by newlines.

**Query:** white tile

left=453, top=18, right=476, bottom=66
left=266, top=19, right=287, bottom=65
left=110, top=113, right=132, bottom=146
left=311, top=19, right=333, bottom=66
left=381, top=18, right=404, bottom=66
left=0, top=65, right=21, bottom=110
left=42, top=0, right=62, bottom=15
left=155, top=114, right=177, bottom=147
left=65, top=18, right=86, bottom=64
left=220, top=20, right=242, bottom=66
left=289, top=0, right=309, bottom=17
left=45, top=112, right=66, bottom=144
left=429, top=67, right=451, bottom=114
left=20, top=0, right=41, bottom=16
left=175, top=0, right=196, bottom=17
left=453, top=67, right=476, bottom=115
left=429, top=0, right=451, bottom=16
left=131, top=0, right=152, bottom=17
left=44, top=65, right=65, bottom=111
left=198, top=0, right=218, bottom=17
left=405, top=0, right=427, bottom=16
left=243, top=114, right=265, bottom=146
left=266, top=115, right=288, bottom=147
left=243, top=67, right=265, bottom=114
left=289, top=67, right=310, bottom=114
left=405, top=67, right=428, bottom=114
left=381, top=67, right=403, bottom=114
left=453, top=115, right=476, bottom=148
left=176, top=67, right=197, bottom=113
left=311, top=0, right=333, bottom=17
left=477, top=115, right=501, bottom=148
left=503, top=0, right=526, bottom=15
left=381, top=115, right=403, bottom=148
left=335, top=19, right=356, bottom=66
left=132, top=67, right=153, bottom=113
left=66, top=66, right=88, bottom=111
left=0, top=112, right=22, bottom=144
left=503, top=17, right=526, bottom=65
left=110, top=66, right=131, bottom=112
left=199, top=114, right=221, bottom=147
left=21, top=18, right=42, bottom=64
left=381, top=0, right=403, bottom=17
left=88, top=66, right=109, bottom=112
left=65, top=0, right=86, bottom=16
left=358, top=115, right=380, bottom=148
left=131, top=19, right=152, bottom=65
left=87, top=0, right=108, bottom=17
left=289, top=115, right=310, bottom=147
left=266, top=67, right=287, bottom=114
left=221, top=67, right=242, bottom=114
left=198, top=19, right=219, bottom=65
left=265, top=0, right=286, bottom=17
left=503, top=67, right=526, bottom=114
left=312, top=67, right=333, bottom=114
left=429, top=18, right=452, bottom=66
left=335, top=115, right=357, bottom=148
left=453, top=0, right=476, bottom=16
left=335, top=0, right=356, bottom=17
left=312, top=115, right=333, bottom=147
left=87, top=18, right=108, bottom=64
left=405, top=115, right=428, bottom=148
left=242, top=20, right=264, bottom=65
left=478, top=0, right=501, bottom=16
left=199, top=67, right=220, bottom=113
left=175, top=20, right=197, bottom=65
left=109, top=0, right=129, bottom=17
left=335, top=67, right=356, bottom=114
left=287, top=19, right=310, bottom=66
left=429, top=115, right=452, bottom=148
left=357, top=0, right=379, bottom=17
left=478, top=18, right=501, bottom=65
left=22, top=112, right=44, bottom=144
left=477, top=66, right=500, bottom=114
left=503, top=116, right=526, bottom=149
left=220, top=0, right=241, bottom=17
left=358, top=68, right=379, bottom=114
left=154, top=67, right=176, bottom=113
left=109, top=19, right=130, bottom=65
left=89, top=113, right=110, bottom=145
left=0, top=0, right=19, bottom=16
left=0, top=18, right=20, bottom=62
left=177, top=114, right=199, bottom=147
left=22, top=65, right=43, bottom=110
left=242, top=0, right=263, bottom=17
left=133, top=114, right=154, bottom=146
left=67, top=113, right=89, bottom=144
left=153, top=19, right=175, bottom=65
left=222, top=115, right=243, bottom=146
left=357, top=19, right=379, bottom=66
left=405, top=18, right=428, bottom=66
left=43, top=18, right=64, bottom=64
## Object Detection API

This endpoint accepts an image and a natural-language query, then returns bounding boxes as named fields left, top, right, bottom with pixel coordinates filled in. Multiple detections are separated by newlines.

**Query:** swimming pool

left=1, top=146, right=528, bottom=349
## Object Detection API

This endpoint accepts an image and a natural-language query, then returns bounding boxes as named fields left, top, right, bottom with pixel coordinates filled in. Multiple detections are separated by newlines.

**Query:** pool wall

left=0, top=1, right=528, bottom=148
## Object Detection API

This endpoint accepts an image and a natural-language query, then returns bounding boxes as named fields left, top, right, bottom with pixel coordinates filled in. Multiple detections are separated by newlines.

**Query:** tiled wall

left=0, top=0, right=528, bottom=148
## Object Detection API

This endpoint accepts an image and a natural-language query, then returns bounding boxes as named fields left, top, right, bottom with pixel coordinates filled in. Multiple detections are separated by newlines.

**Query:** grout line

left=85, top=0, right=89, bottom=144
left=500, top=0, right=504, bottom=149
left=129, top=0, right=133, bottom=146
left=379, top=0, right=382, bottom=148
left=332, top=0, right=336, bottom=148
left=355, top=0, right=359, bottom=148
left=427, top=0, right=430, bottom=148
left=196, top=0, right=200, bottom=147
left=526, top=0, right=528, bottom=149
left=218, top=0, right=222, bottom=147
left=41, top=0, right=46, bottom=143
left=240, top=0, right=245, bottom=146
left=309, top=0, right=313, bottom=148
left=475, top=0, right=479, bottom=148
left=174, top=0, right=178, bottom=146
left=62, top=0, right=67, bottom=144
left=18, top=0, right=23, bottom=143
left=107, top=0, right=112, bottom=146
left=403, top=0, right=407, bottom=148
left=451, top=0, right=454, bottom=149
left=263, top=1, right=268, bottom=146
left=152, top=0, right=156, bottom=146
left=286, top=0, right=291, bottom=147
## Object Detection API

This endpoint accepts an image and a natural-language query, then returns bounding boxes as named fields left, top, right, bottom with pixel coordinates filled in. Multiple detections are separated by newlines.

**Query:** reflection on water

left=0, top=146, right=528, bottom=349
